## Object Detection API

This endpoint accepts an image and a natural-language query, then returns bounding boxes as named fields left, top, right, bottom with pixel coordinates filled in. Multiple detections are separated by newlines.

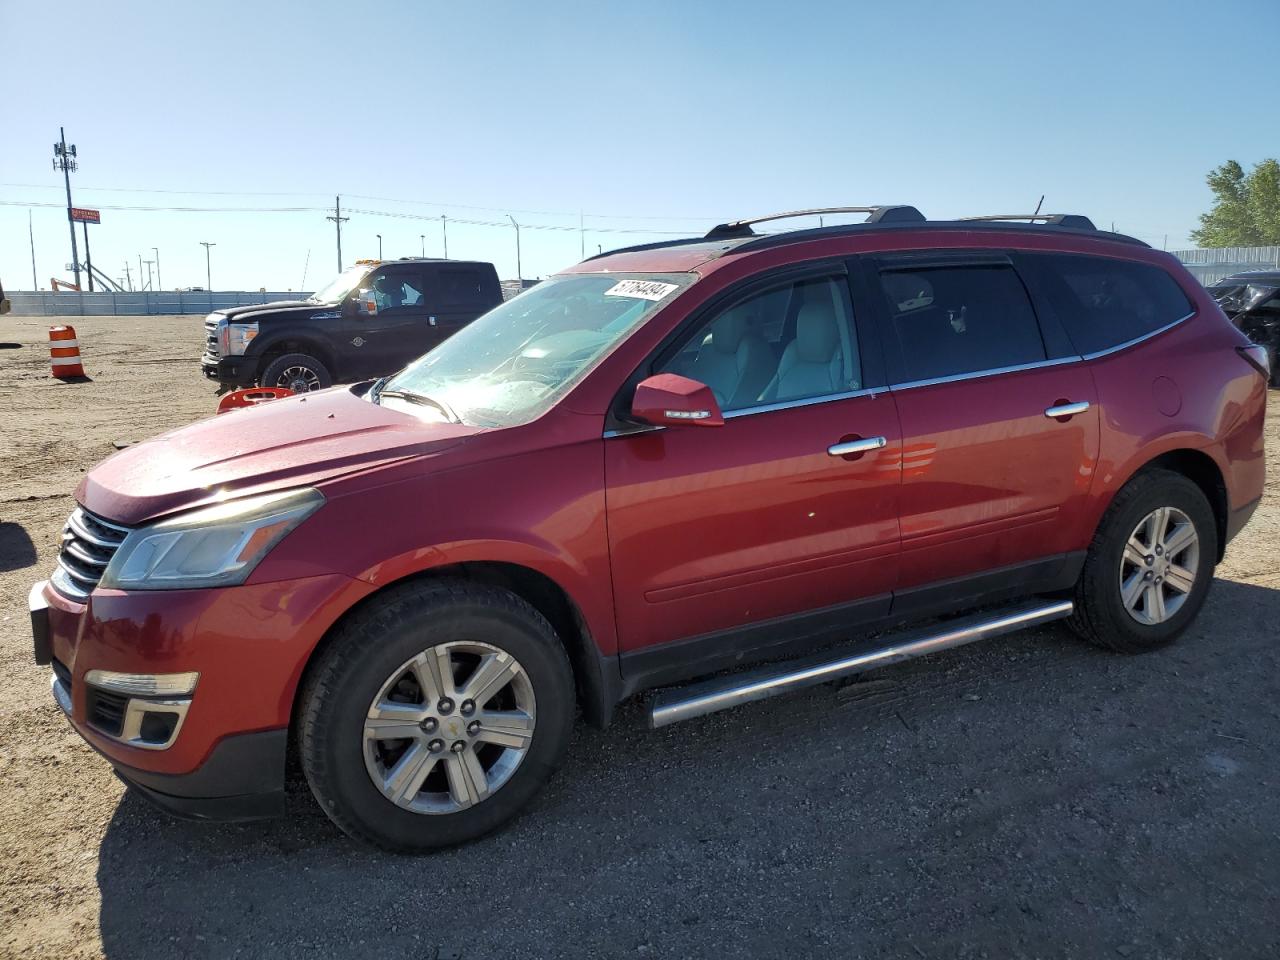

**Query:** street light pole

left=377, top=234, right=382, bottom=260
left=199, top=241, right=215, bottom=291
left=441, top=215, right=448, bottom=259
left=507, top=215, right=521, bottom=286
left=152, top=247, right=162, bottom=290
left=420, top=234, right=425, bottom=258
left=143, top=259, right=155, bottom=293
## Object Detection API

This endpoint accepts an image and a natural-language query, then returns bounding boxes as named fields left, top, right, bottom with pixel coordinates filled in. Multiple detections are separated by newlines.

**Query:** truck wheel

left=1068, top=469, right=1218, bottom=653
left=261, top=352, right=332, bottom=393
left=298, top=579, right=575, bottom=852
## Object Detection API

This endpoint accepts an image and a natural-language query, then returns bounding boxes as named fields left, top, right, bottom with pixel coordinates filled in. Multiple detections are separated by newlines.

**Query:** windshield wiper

left=377, top=388, right=461, bottom=423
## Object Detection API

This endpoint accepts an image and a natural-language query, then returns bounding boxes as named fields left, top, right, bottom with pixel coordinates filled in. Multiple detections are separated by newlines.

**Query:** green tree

left=1191, top=159, right=1280, bottom=247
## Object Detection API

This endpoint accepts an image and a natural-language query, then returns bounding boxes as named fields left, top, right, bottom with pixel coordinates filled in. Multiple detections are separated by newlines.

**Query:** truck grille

left=204, top=315, right=220, bottom=360
left=51, top=508, right=132, bottom=601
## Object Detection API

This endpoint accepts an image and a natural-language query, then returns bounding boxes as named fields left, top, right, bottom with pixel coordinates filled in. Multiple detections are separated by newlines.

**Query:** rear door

left=350, top=264, right=433, bottom=376
left=605, top=265, right=903, bottom=680
left=865, top=252, right=1099, bottom=606
left=424, top=264, right=499, bottom=349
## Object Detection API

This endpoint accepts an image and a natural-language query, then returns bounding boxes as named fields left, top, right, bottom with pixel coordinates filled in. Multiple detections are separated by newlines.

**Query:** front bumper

left=32, top=572, right=369, bottom=821
left=201, top=352, right=257, bottom=387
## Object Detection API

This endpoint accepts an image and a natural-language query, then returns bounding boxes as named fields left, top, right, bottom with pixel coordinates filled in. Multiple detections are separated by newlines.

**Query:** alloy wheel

left=277, top=365, right=321, bottom=392
left=1118, top=506, right=1200, bottom=625
left=362, top=642, right=536, bottom=815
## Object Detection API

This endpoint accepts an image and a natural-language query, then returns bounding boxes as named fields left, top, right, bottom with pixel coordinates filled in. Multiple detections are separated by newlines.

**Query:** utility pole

left=82, top=221, right=95, bottom=291
left=325, top=195, right=348, bottom=272
left=138, top=254, right=145, bottom=290
left=123, top=261, right=132, bottom=291
left=376, top=234, right=383, bottom=259
left=143, top=259, right=155, bottom=292
left=420, top=234, right=425, bottom=258
left=441, top=215, right=448, bottom=259
left=29, top=210, right=38, bottom=290
left=580, top=210, right=585, bottom=260
left=508, top=214, right=521, bottom=285
left=199, top=241, right=215, bottom=291
left=52, top=127, right=81, bottom=289
left=153, top=247, right=162, bottom=290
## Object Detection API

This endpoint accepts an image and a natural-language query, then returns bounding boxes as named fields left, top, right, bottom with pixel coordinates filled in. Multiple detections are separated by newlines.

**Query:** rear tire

left=1068, top=469, right=1218, bottom=653
left=260, top=352, right=332, bottom=393
left=298, top=579, right=575, bottom=852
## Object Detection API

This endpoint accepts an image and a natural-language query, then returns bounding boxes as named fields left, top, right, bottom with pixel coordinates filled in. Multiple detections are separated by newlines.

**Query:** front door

left=605, top=270, right=903, bottom=676
left=348, top=264, right=434, bottom=377
left=867, top=254, right=1100, bottom=595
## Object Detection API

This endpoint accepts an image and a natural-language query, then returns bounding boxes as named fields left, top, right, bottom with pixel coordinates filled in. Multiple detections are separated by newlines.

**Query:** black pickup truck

left=201, top=258, right=503, bottom=392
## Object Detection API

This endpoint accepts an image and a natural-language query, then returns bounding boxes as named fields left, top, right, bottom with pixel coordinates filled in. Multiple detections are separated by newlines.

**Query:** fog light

left=84, top=670, right=199, bottom=697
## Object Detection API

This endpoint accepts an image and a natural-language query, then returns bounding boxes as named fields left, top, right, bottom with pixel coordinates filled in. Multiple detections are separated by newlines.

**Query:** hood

left=212, top=300, right=331, bottom=322
left=78, top=387, right=481, bottom=525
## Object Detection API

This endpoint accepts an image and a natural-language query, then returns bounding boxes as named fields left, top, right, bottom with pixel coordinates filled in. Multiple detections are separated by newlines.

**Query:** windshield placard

left=603, top=279, right=679, bottom=301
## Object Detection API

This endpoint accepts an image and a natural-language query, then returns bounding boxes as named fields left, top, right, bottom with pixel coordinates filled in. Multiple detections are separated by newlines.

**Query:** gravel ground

left=1, top=315, right=1278, bottom=959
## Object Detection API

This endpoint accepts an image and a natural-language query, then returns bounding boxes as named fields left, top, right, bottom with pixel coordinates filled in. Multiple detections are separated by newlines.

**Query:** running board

left=648, top=598, right=1074, bottom=729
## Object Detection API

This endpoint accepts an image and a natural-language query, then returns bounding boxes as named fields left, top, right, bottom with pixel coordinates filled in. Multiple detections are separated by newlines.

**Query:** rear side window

left=1030, top=254, right=1194, bottom=355
left=875, top=265, right=1046, bottom=383
left=434, top=267, right=490, bottom=307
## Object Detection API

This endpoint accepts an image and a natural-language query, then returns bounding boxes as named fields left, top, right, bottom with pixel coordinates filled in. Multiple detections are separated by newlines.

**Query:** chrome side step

left=648, top=598, right=1074, bottom=729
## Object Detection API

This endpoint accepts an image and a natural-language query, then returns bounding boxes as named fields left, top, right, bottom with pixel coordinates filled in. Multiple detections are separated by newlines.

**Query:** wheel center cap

left=443, top=717, right=464, bottom=739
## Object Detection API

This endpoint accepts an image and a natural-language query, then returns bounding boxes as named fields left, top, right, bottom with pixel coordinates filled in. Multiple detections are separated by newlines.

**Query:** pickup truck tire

left=298, top=579, right=575, bottom=852
left=1069, top=469, right=1218, bottom=653
left=260, top=352, right=332, bottom=393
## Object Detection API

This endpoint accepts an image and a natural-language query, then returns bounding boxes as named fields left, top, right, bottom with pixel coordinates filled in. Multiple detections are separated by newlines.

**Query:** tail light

left=1237, top=344, right=1272, bottom=378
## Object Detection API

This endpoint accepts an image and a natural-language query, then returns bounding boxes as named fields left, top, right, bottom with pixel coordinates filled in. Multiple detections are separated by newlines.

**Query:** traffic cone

left=49, top=325, right=85, bottom=379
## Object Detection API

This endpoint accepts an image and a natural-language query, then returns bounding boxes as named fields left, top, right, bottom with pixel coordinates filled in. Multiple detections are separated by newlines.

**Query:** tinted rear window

left=1030, top=254, right=1193, bottom=355
left=435, top=267, right=492, bottom=306
left=875, top=265, right=1046, bottom=383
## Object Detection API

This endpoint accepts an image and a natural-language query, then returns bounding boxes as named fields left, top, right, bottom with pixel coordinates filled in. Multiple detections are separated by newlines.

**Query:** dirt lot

left=1, top=314, right=1278, bottom=959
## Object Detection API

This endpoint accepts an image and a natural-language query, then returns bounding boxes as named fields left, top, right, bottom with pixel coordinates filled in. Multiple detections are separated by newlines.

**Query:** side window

left=435, top=268, right=487, bottom=307
left=658, top=276, right=860, bottom=412
left=1031, top=254, right=1194, bottom=354
left=368, top=268, right=424, bottom=313
left=876, top=265, right=1046, bottom=383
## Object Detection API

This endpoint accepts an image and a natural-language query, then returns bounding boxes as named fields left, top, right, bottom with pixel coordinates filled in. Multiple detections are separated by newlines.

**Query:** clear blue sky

left=2, top=0, right=1276, bottom=292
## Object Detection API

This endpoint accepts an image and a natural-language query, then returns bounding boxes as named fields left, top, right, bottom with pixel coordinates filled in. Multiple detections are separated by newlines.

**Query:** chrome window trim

left=723, top=387, right=879, bottom=420
left=1079, top=311, right=1194, bottom=361
left=888, top=355, right=1079, bottom=392
left=602, top=387, right=882, bottom=438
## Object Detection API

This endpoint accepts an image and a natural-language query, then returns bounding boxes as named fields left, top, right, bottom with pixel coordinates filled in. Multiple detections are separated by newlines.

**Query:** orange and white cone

left=49, top=325, right=85, bottom=379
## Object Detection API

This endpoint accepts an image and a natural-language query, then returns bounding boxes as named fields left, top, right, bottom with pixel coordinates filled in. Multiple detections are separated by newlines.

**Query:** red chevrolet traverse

left=30, top=207, right=1267, bottom=851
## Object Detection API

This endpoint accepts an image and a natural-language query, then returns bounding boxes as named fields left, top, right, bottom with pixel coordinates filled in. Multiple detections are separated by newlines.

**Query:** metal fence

left=6, top=290, right=312, bottom=317
left=1172, top=247, right=1280, bottom=287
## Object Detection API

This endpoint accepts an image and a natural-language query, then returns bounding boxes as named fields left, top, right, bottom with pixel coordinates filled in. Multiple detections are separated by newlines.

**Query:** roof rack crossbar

left=705, top=205, right=925, bottom=240
left=959, top=213, right=1098, bottom=230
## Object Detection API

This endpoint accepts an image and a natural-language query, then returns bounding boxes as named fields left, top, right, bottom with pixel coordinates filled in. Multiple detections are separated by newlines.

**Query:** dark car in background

left=1209, top=271, right=1280, bottom=387
left=201, top=258, right=503, bottom=392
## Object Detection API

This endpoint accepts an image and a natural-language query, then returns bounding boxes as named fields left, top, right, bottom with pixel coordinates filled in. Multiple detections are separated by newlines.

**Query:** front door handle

left=1044, top=401, right=1090, bottom=420
left=827, top=436, right=887, bottom=457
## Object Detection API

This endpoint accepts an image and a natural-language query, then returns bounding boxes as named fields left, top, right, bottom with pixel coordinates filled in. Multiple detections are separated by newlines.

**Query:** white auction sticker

left=603, top=279, right=679, bottom=301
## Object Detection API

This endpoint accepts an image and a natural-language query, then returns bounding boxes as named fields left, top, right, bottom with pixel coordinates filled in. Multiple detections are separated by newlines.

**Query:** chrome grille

left=203, top=315, right=220, bottom=360
left=51, top=508, right=131, bottom=600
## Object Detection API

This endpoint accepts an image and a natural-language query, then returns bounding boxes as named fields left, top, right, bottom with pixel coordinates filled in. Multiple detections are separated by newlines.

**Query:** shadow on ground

left=0, top=522, right=37, bottom=572
left=96, top=579, right=1280, bottom=959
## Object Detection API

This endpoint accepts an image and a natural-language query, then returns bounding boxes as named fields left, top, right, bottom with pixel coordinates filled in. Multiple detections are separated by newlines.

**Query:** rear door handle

left=1044, top=401, right=1090, bottom=419
left=827, top=436, right=887, bottom=457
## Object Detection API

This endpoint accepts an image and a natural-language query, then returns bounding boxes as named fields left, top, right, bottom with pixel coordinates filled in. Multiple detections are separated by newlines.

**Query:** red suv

left=30, top=207, right=1268, bottom=851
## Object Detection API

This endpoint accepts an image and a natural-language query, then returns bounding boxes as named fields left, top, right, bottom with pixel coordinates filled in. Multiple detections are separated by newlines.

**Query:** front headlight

left=100, top=488, right=324, bottom=591
left=220, top=321, right=259, bottom=356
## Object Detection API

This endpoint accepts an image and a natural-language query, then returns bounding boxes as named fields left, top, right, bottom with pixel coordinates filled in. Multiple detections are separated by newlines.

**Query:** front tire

left=1068, top=469, right=1218, bottom=653
left=260, top=352, right=332, bottom=393
left=299, top=580, right=575, bottom=852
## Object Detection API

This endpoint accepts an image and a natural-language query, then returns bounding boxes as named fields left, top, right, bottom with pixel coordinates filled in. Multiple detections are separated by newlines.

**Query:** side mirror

left=355, top=288, right=379, bottom=316
left=630, top=373, right=724, bottom=428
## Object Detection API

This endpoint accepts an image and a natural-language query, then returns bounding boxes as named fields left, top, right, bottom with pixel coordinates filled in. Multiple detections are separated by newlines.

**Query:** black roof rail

left=705, top=205, right=925, bottom=240
left=959, top=213, right=1098, bottom=231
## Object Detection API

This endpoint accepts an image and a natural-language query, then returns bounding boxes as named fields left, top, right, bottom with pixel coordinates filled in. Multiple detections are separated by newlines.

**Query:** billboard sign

left=70, top=207, right=101, bottom=224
